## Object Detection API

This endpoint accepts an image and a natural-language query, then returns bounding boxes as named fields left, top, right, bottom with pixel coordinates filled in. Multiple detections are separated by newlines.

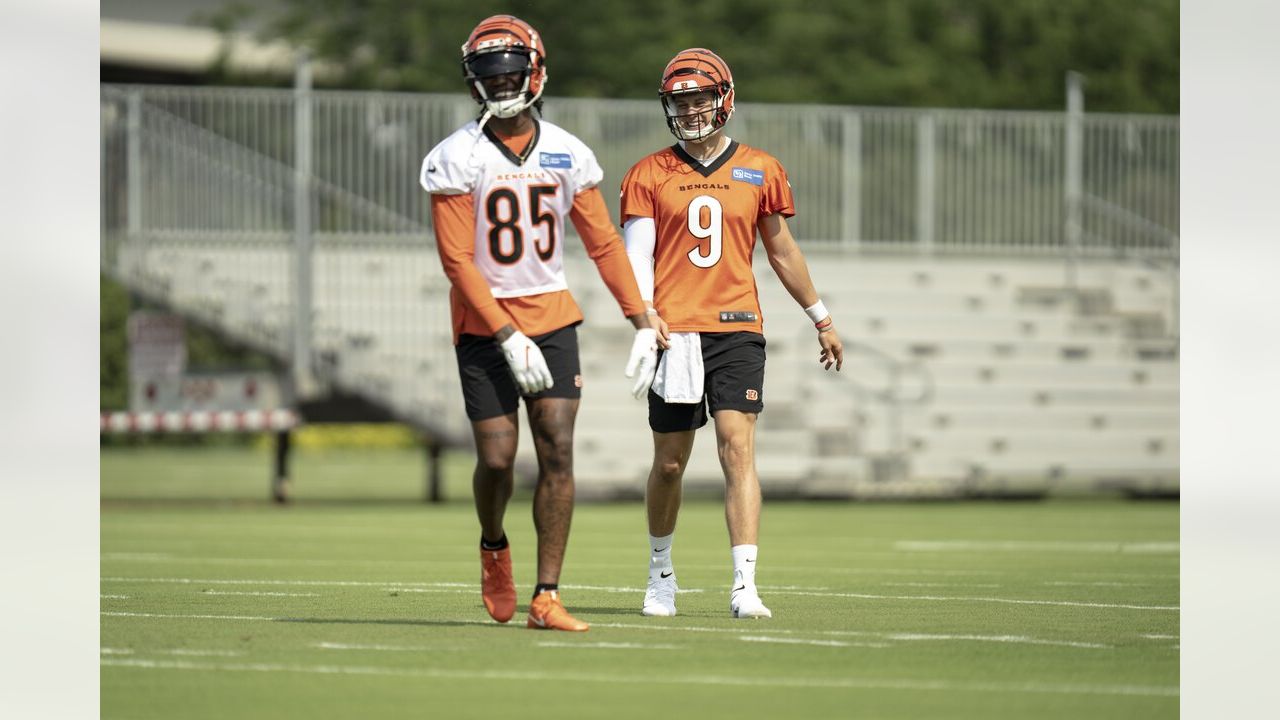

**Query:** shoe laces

left=647, top=573, right=677, bottom=606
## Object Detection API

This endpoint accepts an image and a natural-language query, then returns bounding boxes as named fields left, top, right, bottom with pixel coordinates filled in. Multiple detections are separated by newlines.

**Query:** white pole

left=292, top=51, right=314, bottom=397
left=1065, top=71, right=1085, bottom=292
left=841, top=111, right=862, bottom=251
left=916, top=113, right=936, bottom=256
left=126, top=91, right=142, bottom=238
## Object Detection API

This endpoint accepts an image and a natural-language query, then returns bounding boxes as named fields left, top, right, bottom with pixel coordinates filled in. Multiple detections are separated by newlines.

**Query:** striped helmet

left=460, top=15, right=548, bottom=120
left=658, top=48, right=735, bottom=140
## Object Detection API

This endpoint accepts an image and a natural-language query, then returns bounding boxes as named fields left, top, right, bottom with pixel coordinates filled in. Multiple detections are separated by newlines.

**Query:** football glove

left=500, top=331, right=554, bottom=394
left=624, top=327, right=659, bottom=399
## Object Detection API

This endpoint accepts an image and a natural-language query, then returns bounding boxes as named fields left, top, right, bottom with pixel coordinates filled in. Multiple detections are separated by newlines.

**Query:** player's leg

left=472, top=413, right=518, bottom=544
left=471, top=413, right=519, bottom=622
left=642, top=379, right=707, bottom=617
left=456, top=333, right=522, bottom=623
left=705, top=332, right=771, bottom=619
left=712, top=409, right=760, bottom=547
left=712, top=408, right=770, bottom=618
left=526, top=395, right=579, bottom=591
left=523, top=326, right=589, bottom=631
left=642, top=428, right=696, bottom=616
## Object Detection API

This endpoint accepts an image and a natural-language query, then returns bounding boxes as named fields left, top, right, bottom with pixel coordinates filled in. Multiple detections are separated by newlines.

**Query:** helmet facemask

left=661, top=88, right=726, bottom=141
left=462, top=49, right=543, bottom=120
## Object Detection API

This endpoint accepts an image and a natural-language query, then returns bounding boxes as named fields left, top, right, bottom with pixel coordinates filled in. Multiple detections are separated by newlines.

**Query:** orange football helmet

left=460, top=15, right=548, bottom=120
left=658, top=48, right=735, bottom=141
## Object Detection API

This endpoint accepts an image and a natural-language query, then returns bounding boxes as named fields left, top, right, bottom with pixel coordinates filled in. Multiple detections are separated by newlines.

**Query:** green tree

left=212, top=0, right=1177, bottom=113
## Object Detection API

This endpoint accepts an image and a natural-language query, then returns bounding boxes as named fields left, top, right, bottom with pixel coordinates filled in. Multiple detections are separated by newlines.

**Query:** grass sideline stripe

left=100, top=657, right=1177, bottom=697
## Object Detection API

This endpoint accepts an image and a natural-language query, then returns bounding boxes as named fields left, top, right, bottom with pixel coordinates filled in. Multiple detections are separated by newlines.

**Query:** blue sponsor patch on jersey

left=731, top=167, right=765, bottom=186
left=539, top=152, right=573, bottom=169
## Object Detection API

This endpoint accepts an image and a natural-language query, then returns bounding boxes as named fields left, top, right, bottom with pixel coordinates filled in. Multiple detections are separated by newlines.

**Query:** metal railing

left=101, top=81, right=1178, bottom=439
left=103, top=83, right=1178, bottom=256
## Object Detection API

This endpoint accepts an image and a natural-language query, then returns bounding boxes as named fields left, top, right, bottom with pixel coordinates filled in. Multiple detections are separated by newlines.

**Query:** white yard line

left=100, top=657, right=1176, bottom=697
left=537, top=641, right=683, bottom=650
left=881, top=582, right=1001, bottom=588
left=316, top=642, right=438, bottom=652
left=100, top=613, right=1114, bottom=651
left=894, top=540, right=1178, bottom=554
left=105, top=611, right=279, bottom=621
left=202, top=591, right=321, bottom=598
left=768, top=590, right=1177, bottom=611
left=100, top=647, right=243, bottom=657
left=739, top=635, right=887, bottom=648
left=101, top=553, right=173, bottom=560
left=884, top=633, right=1108, bottom=649
left=1044, top=581, right=1148, bottom=587
left=1140, top=634, right=1179, bottom=640
left=102, top=577, right=1173, bottom=611
left=100, top=594, right=130, bottom=599
left=103, top=577, right=441, bottom=588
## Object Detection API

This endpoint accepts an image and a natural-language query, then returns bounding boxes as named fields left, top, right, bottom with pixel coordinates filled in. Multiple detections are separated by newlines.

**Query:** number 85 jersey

left=619, top=141, right=795, bottom=335
left=420, top=119, right=601, bottom=298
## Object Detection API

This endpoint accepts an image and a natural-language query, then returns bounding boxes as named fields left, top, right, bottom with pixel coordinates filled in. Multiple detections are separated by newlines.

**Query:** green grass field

left=102, top=448, right=1178, bottom=719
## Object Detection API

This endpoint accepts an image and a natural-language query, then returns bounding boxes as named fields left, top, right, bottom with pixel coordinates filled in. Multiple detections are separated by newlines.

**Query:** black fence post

left=426, top=436, right=443, bottom=504
left=273, top=429, right=291, bottom=503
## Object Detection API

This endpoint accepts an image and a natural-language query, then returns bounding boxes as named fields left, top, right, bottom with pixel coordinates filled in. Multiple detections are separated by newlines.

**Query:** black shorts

left=648, top=332, right=765, bottom=433
left=455, top=324, right=582, bottom=421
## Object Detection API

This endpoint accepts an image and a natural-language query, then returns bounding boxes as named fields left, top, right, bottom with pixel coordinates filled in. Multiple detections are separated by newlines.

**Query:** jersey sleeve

left=430, top=193, right=513, bottom=334
left=760, top=155, right=796, bottom=218
left=569, top=188, right=646, bottom=318
left=419, top=137, right=475, bottom=195
left=568, top=136, right=605, bottom=192
left=618, top=160, right=655, bottom=224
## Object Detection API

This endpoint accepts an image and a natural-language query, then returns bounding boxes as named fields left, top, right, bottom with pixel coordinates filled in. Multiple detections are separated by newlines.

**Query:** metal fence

left=102, top=83, right=1178, bottom=256
left=100, top=82, right=1178, bottom=438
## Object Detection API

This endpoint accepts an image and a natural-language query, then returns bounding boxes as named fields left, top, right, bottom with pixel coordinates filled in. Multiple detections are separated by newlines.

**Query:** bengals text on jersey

left=619, top=141, right=794, bottom=335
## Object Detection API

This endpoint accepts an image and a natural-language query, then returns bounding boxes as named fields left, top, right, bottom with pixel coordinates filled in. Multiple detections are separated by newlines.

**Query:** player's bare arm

left=758, top=213, right=844, bottom=371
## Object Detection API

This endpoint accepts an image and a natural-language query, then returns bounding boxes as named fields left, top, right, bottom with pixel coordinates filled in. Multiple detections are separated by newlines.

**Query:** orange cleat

left=480, top=547, right=517, bottom=623
left=526, top=590, right=589, bottom=632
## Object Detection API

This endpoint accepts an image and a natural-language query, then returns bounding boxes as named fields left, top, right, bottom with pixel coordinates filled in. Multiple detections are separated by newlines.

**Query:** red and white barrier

left=99, top=409, right=300, bottom=433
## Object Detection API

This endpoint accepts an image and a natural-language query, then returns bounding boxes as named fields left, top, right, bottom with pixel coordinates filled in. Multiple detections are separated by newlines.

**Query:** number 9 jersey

left=619, top=141, right=795, bottom=335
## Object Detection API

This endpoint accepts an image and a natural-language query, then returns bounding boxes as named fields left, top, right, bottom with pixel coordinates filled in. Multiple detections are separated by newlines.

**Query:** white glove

left=500, top=331, right=554, bottom=394
left=624, top=327, right=659, bottom=399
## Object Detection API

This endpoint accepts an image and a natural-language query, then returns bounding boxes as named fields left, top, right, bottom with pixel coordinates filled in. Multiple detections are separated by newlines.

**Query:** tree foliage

left=217, top=0, right=1177, bottom=113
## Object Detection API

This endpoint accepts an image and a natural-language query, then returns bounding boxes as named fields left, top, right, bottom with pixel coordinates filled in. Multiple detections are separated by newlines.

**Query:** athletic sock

left=480, top=533, right=508, bottom=551
left=649, top=532, right=674, bottom=572
left=730, top=544, right=758, bottom=590
left=533, top=583, right=558, bottom=599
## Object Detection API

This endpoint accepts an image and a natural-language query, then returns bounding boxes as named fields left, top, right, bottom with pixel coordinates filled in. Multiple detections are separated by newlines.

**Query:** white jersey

left=419, top=119, right=603, bottom=298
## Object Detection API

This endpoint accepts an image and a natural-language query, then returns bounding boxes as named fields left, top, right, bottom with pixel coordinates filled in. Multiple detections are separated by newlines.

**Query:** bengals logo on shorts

left=745, top=389, right=759, bottom=401
left=574, top=374, right=583, bottom=388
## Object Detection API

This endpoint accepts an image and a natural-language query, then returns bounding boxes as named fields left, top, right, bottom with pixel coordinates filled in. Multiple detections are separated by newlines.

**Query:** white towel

left=652, top=332, right=704, bottom=403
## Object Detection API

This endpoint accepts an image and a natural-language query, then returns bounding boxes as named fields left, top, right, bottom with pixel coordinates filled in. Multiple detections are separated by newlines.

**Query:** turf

left=102, top=448, right=1178, bottom=719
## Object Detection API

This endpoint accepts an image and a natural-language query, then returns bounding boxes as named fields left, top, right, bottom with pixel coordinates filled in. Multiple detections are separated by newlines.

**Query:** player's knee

left=717, top=439, right=752, bottom=470
left=477, top=450, right=516, bottom=474
left=654, top=457, right=685, bottom=482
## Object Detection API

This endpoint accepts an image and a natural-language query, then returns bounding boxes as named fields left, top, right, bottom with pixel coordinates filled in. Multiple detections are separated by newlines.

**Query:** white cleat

left=730, top=586, right=772, bottom=619
left=642, top=569, right=678, bottom=617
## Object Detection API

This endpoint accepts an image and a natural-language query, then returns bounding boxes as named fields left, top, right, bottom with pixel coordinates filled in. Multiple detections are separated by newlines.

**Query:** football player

left=620, top=48, right=844, bottom=619
left=420, top=15, right=658, bottom=632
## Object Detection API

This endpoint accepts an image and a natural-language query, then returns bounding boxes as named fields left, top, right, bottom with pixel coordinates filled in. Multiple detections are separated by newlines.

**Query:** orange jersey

left=619, top=141, right=794, bottom=334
